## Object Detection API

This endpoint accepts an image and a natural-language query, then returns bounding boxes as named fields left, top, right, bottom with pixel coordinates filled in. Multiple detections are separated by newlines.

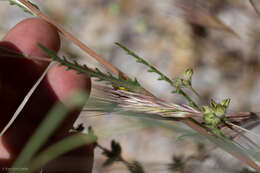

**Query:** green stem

left=187, top=86, right=202, bottom=100
left=179, top=90, right=201, bottom=111
left=116, top=43, right=201, bottom=111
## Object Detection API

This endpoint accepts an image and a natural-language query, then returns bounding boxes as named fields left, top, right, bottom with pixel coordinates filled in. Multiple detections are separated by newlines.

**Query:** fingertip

left=2, top=18, right=60, bottom=70
left=46, top=63, right=91, bottom=103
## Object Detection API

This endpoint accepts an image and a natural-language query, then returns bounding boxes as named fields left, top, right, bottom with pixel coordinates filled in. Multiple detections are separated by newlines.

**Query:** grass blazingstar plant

left=2, top=0, right=260, bottom=172
left=37, top=42, right=260, bottom=170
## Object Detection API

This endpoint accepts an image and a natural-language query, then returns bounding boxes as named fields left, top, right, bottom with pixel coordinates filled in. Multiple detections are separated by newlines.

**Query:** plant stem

left=116, top=43, right=200, bottom=110
left=183, top=119, right=260, bottom=171
left=179, top=89, right=200, bottom=110
left=18, top=0, right=126, bottom=79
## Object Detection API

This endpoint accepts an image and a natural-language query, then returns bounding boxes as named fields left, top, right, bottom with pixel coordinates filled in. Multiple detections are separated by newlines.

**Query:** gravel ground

left=1, top=0, right=260, bottom=172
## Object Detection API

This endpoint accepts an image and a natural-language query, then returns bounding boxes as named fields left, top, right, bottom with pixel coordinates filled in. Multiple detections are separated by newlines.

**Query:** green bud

left=214, top=104, right=226, bottom=118
left=203, top=113, right=221, bottom=127
left=203, top=105, right=222, bottom=126
left=184, top=68, right=193, bottom=80
left=210, top=99, right=217, bottom=109
left=202, top=106, right=213, bottom=114
left=221, top=98, right=231, bottom=108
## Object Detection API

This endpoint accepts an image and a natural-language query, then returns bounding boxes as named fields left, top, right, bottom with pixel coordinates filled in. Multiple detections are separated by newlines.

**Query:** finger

left=0, top=18, right=62, bottom=160
left=0, top=18, right=60, bottom=131
left=45, top=63, right=92, bottom=137
left=0, top=18, right=92, bottom=169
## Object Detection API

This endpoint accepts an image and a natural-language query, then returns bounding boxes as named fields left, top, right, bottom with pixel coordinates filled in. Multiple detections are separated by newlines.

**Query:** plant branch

left=38, top=43, right=144, bottom=93
left=18, top=0, right=127, bottom=79
left=116, top=42, right=200, bottom=111
left=39, top=44, right=260, bottom=171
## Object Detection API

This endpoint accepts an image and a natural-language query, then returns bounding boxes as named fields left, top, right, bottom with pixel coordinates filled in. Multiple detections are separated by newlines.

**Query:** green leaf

left=7, top=0, right=39, bottom=15
left=28, top=133, right=97, bottom=172
left=38, top=43, right=144, bottom=93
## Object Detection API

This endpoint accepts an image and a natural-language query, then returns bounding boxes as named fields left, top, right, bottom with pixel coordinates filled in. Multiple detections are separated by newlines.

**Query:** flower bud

left=221, top=98, right=231, bottom=108
left=203, top=112, right=221, bottom=126
left=184, top=68, right=193, bottom=81
left=214, top=104, right=226, bottom=118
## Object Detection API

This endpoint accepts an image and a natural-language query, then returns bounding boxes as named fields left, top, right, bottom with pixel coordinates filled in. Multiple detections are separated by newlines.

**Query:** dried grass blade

left=0, top=62, right=54, bottom=137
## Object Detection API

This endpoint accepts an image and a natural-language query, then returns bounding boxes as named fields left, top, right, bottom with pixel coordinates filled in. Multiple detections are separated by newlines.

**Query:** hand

left=0, top=18, right=94, bottom=172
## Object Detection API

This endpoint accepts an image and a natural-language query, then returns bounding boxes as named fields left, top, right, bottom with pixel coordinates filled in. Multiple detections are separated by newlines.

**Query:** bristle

left=89, top=85, right=260, bottom=145
left=90, top=85, right=202, bottom=118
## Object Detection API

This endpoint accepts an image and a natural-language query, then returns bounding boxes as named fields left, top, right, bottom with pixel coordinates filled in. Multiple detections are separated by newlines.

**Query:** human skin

left=0, top=18, right=94, bottom=172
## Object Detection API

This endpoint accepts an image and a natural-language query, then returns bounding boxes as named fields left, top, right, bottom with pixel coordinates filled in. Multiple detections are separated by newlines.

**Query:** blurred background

left=1, top=0, right=260, bottom=172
